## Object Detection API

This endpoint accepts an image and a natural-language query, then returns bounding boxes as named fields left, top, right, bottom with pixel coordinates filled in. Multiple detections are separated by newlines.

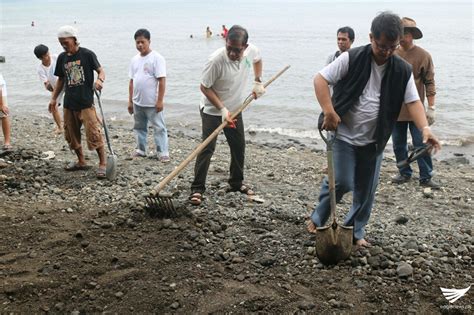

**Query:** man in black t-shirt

left=49, top=25, right=107, bottom=179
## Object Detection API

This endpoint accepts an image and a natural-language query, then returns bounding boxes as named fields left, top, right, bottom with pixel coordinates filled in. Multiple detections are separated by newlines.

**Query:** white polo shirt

left=200, top=43, right=261, bottom=116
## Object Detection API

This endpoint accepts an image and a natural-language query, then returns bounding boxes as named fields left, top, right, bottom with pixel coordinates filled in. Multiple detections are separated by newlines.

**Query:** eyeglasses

left=373, top=40, right=399, bottom=53
left=226, top=45, right=245, bottom=55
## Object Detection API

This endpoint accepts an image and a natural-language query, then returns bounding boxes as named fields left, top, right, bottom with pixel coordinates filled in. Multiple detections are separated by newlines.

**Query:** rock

left=369, top=246, right=384, bottom=256
left=422, top=188, right=433, bottom=198
left=368, top=256, right=381, bottom=268
left=298, top=301, right=316, bottom=310
left=411, top=257, right=425, bottom=268
left=170, top=302, right=180, bottom=309
left=115, top=291, right=124, bottom=298
left=329, top=299, right=341, bottom=308
left=445, top=156, right=469, bottom=165
left=162, top=219, right=172, bottom=228
left=396, top=262, right=413, bottom=278
left=54, top=302, right=65, bottom=311
left=259, top=255, right=276, bottom=267
left=457, top=244, right=468, bottom=255
left=403, top=240, right=418, bottom=251
left=394, top=215, right=409, bottom=225
left=66, top=207, right=74, bottom=213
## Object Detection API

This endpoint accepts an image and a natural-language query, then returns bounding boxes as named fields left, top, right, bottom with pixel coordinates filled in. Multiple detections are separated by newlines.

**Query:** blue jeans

left=310, top=139, right=383, bottom=241
left=392, top=121, right=432, bottom=182
left=133, top=104, right=169, bottom=156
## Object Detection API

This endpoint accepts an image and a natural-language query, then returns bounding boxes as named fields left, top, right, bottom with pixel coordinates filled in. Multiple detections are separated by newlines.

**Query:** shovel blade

left=315, top=223, right=353, bottom=265
left=106, top=154, right=118, bottom=180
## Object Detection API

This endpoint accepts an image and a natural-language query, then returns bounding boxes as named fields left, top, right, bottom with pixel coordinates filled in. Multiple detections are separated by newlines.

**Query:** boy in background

left=34, top=44, right=63, bottom=134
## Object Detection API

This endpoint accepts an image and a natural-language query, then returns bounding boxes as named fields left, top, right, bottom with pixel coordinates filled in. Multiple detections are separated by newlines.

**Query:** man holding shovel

left=308, top=12, right=441, bottom=248
left=189, top=25, right=265, bottom=206
left=49, top=25, right=107, bottom=179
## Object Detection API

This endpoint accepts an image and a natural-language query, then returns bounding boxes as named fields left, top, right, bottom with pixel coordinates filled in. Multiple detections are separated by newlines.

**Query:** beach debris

left=249, top=195, right=265, bottom=203
left=41, top=151, right=56, bottom=160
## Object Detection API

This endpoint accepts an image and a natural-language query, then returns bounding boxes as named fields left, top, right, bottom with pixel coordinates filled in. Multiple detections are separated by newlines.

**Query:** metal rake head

left=144, top=191, right=177, bottom=218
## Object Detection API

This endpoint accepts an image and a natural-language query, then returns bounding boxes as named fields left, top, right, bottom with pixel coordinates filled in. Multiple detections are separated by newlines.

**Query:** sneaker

left=131, top=151, right=146, bottom=158
left=420, top=179, right=441, bottom=190
left=159, top=155, right=170, bottom=163
left=391, top=174, right=411, bottom=184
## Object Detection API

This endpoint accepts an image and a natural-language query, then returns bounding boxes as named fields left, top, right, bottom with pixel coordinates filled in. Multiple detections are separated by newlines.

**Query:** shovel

left=94, top=90, right=118, bottom=180
left=145, top=65, right=291, bottom=217
left=315, top=129, right=353, bottom=265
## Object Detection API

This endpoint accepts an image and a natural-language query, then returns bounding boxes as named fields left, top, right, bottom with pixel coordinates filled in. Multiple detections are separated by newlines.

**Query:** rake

left=145, top=65, right=291, bottom=217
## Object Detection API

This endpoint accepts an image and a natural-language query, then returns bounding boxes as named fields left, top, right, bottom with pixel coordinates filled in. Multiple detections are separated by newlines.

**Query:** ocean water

left=1, top=0, right=473, bottom=146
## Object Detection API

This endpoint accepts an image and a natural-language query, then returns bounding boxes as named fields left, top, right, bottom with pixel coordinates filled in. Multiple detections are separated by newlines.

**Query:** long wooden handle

left=150, top=65, right=291, bottom=194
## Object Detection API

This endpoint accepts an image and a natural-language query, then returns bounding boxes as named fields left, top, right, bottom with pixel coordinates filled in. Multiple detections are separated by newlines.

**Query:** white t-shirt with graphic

left=200, top=43, right=261, bottom=116
left=319, top=51, right=419, bottom=146
left=37, top=54, right=64, bottom=102
left=129, top=50, right=166, bottom=107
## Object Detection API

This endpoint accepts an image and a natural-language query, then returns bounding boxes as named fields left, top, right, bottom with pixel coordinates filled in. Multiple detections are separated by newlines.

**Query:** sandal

left=2, top=144, right=13, bottom=151
left=227, top=184, right=255, bottom=196
left=189, top=192, right=202, bottom=206
left=65, top=161, right=90, bottom=171
left=96, top=167, right=106, bottom=179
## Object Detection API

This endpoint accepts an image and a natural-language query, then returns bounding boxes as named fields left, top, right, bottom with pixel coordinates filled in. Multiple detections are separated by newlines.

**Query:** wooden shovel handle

left=150, top=65, right=291, bottom=195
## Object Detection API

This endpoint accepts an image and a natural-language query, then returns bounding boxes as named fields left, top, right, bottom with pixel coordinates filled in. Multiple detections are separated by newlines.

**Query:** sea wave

left=247, top=127, right=474, bottom=148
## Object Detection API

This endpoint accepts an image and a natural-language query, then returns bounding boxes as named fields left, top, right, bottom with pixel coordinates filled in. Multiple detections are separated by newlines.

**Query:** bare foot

left=54, top=127, right=64, bottom=135
left=306, top=220, right=318, bottom=234
left=354, top=238, right=372, bottom=249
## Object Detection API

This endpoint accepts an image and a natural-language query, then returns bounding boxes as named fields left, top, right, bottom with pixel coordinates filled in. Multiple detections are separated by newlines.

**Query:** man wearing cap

left=49, top=25, right=107, bottom=179
left=391, top=17, right=439, bottom=189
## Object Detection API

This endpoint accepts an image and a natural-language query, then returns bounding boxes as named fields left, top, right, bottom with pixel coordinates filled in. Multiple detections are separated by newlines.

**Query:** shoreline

left=10, top=98, right=474, bottom=166
left=0, top=112, right=473, bottom=313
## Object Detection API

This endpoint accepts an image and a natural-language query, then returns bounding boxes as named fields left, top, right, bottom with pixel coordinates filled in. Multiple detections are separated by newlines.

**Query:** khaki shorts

left=0, top=96, right=8, bottom=118
left=63, top=107, right=104, bottom=151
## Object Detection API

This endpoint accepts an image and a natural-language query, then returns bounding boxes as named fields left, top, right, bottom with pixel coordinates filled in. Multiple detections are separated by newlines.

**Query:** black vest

left=321, top=44, right=412, bottom=154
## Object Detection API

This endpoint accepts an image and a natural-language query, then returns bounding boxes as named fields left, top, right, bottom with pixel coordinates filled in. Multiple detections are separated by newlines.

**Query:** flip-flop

left=65, top=161, right=90, bottom=171
left=227, top=184, right=255, bottom=196
left=189, top=192, right=202, bottom=206
left=96, top=167, right=106, bottom=179
left=2, top=144, right=13, bottom=151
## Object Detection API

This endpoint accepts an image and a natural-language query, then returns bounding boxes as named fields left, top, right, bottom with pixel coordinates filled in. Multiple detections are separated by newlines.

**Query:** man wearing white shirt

left=34, top=44, right=64, bottom=134
left=128, top=29, right=169, bottom=162
left=307, top=12, right=441, bottom=248
left=189, top=25, right=265, bottom=206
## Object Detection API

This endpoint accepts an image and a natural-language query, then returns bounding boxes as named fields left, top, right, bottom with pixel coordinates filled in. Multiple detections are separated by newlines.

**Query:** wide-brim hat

left=402, top=17, right=423, bottom=39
